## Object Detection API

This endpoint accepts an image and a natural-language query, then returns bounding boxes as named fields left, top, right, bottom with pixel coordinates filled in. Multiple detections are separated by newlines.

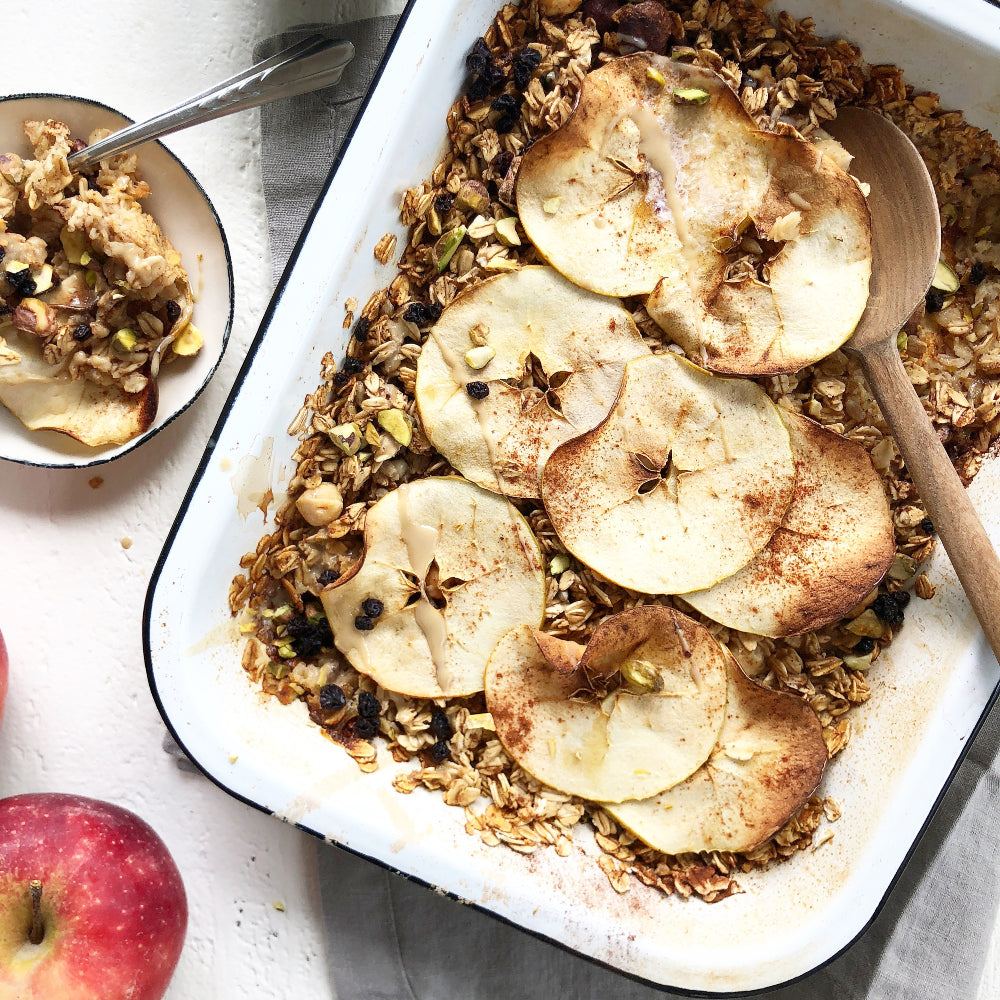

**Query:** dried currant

left=870, top=593, right=905, bottom=626
left=361, top=597, right=384, bottom=618
left=357, top=691, right=381, bottom=718
left=466, top=37, right=492, bottom=77
left=353, top=316, right=371, bottom=342
left=430, top=708, right=453, bottom=740
left=434, top=192, right=456, bottom=216
left=6, top=268, right=36, bottom=297
left=512, top=47, right=542, bottom=90
left=285, top=613, right=332, bottom=657
left=165, top=299, right=182, bottom=328
left=354, top=717, right=378, bottom=740
left=319, top=684, right=346, bottom=711
left=925, top=287, right=946, bottom=313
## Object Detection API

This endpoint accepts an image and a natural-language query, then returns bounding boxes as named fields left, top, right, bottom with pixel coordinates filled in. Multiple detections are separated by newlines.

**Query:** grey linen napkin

left=255, top=21, right=1000, bottom=1000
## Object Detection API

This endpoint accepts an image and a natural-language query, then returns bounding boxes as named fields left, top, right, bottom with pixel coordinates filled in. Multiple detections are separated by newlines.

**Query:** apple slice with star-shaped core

left=540, top=352, right=795, bottom=594
left=516, top=53, right=871, bottom=375
left=606, top=649, right=828, bottom=854
left=484, top=607, right=728, bottom=803
left=0, top=325, right=157, bottom=446
left=414, top=266, right=649, bottom=498
left=681, top=410, right=895, bottom=636
left=320, top=477, right=545, bottom=698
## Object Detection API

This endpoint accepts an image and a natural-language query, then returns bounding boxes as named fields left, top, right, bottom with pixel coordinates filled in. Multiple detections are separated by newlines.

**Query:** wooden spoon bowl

left=827, top=107, right=1000, bottom=663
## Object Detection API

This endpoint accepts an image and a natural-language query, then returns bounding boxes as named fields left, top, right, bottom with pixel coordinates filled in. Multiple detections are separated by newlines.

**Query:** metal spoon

left=826, top=107, right=1000, bottom=662
left=67, top=32, right=355, bottom=171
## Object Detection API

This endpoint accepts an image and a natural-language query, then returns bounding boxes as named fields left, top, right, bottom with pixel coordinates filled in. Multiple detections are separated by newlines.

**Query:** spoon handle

left=860, top=338, right=1000, bottom=663
left=67, top=34, right=355, bottom=172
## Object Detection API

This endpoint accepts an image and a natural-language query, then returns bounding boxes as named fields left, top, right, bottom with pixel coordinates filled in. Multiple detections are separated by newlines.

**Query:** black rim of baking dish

left=142, top=2, right=1000, bottom=994
left=0, top=92, right=234, bottom=470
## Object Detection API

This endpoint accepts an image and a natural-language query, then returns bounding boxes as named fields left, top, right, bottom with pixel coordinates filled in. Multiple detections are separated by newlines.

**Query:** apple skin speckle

left=0, top=792, right=187, bottom=1000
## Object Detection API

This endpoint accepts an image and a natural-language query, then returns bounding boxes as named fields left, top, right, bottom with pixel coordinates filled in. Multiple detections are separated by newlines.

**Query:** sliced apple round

left=516, top=54, right=871, bottom=374
left=606, top=650, right=828, bottom=854
left=0, top=325, right=157, bottom=446
left=540, top=352, right=796, bottom=595
left=484, top=607, right=728, bottom=803
left=414, top=266, right=649, bottom=499
left=320, top=476, right=545, bottom=699
left=681, top=411, right=894, bottom=636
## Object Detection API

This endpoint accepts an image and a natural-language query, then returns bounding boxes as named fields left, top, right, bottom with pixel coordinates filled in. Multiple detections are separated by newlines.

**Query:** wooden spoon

left=826, top=107, right=1000, bottom=663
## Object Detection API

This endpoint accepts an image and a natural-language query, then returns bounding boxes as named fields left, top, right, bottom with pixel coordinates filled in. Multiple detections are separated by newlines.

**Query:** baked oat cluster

left=0, top=119, right=199, bottom=446
left=231, top=0, right=1000, bottom=902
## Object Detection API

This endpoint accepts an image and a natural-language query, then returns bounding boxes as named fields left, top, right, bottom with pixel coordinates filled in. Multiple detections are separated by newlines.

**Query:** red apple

left=0, top=793, right=187, bottom=998
left=0, top=627, right=7, bottom=725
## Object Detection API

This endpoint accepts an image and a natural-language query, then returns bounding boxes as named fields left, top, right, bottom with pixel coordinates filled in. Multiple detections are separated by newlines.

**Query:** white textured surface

left=4, top=1, right=1000, bottom=997
left=0, top=0, right=402, bottom=996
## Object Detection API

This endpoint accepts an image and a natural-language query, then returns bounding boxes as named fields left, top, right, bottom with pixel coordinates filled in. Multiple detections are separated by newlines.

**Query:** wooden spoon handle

left=860, top=339, right=1000, bottom=663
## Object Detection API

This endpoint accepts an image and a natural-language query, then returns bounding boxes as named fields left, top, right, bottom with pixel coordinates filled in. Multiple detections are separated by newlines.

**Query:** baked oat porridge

left=230, top=0, right=1000, bottom=903
left=0, top=119, right=201, bottom=446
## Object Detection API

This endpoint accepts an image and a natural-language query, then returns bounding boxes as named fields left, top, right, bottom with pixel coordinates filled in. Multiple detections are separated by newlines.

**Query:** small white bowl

left=0, top=93, right=233, bottom=469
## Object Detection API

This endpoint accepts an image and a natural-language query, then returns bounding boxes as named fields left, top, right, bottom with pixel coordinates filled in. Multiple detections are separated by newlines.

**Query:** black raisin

left=871, top=593, right=904, bottom=626
left=920, top=517, right=935, bottom=535
left=165, top=300, right=182, bottom=328
left=343, top=357, right=363, bottom=375
left=430, top=708, right=453, bottom=740
left=319, top=684, right=346, bottom=711
left=353, top=316, right=371, bottom=342
left=492, top=150, right=514, bottom=177
left=354, top=717, right=378, bottom=740
left=434, top=192, right=456, bottom=215
left=466, top=381, right=490, bottom=399
left=969, top=261, right=987, bottom=285
left=853, top=637, right=876, bottom=656
left=893, top=589, right=911, bottom=608
left=512, top=47, right=542, bottom=90
left=72, top=322, right=92, bottom=342
left=487, top=60, right=507, bottom=89
left=6, top=268, right=36, bottom=297
left=491, top=93, right=521, bottom=115
left=426, top=301, right=443, bottom=323
left=466, top=37, right=492, bottom=77
left=354, top=614, right=375, bottom=631
left=495, top=113, right=519, bottom=134
left=429, top=740, right=451, bottom=763
left=925, top=287, right=946, bottom=313
left=358, top=690, right=381, bottom=718
left=317, top=568, right=341, bottom=586
left=334, top=371, right=351, bottom=388
left=361, top=597, right=384, bottom=618
left=467, top=75, right=491, bottom=102
left=403, top=301, right=432, bottom=326
left=285, top=613, right=332, bottom=657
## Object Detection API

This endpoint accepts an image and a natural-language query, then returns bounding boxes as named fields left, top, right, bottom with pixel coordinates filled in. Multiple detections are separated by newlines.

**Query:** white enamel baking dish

left=144, top=0, right=1000, bottom=991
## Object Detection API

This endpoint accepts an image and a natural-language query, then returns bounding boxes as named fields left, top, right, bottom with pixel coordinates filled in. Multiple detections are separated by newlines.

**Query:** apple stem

left=28, top=879, right=44, bottom=945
